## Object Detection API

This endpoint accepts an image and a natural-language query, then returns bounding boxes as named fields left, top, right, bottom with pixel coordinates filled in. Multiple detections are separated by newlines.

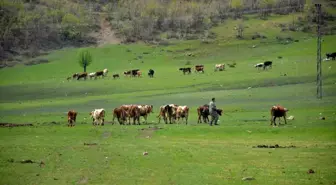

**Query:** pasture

left=0, top=14, right=336, bottom=185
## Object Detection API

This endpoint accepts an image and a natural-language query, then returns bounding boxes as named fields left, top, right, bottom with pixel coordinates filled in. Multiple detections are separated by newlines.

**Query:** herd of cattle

left=67, top=104, right=289, bottom=127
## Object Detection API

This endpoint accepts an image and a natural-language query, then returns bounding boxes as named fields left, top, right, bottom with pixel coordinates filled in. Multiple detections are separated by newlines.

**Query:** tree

left=78, top=50, right=92, bottom=72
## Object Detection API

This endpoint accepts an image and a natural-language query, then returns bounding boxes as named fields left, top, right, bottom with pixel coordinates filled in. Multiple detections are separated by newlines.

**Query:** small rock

left=287, top=115, right=295, bottom=120
left=242, top=177, right=255, bottom=181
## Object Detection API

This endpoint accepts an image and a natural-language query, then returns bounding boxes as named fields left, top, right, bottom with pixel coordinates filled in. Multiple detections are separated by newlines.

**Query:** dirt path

left=91, top=15, right=121, bottom=46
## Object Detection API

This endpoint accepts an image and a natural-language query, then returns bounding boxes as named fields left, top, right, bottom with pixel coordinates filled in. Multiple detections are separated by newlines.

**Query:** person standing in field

left=209, top=97, right=219, bottom=126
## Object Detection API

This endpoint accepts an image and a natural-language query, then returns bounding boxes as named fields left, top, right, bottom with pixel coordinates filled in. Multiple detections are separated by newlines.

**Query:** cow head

left=284, top=108, right=289, bottom=112
left=216, top=109, right=223, bottom=116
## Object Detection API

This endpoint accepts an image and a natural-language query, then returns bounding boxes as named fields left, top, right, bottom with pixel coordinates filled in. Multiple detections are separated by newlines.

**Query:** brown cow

left=197, top=104, right=210, bottom=123
left=138, top=105, right=153, bottom=124
left=129, top=105, right=141, bottom=125
left=158, top=104, right=178, bottom=124
left=270, top=105, right=288, bottom=126
left=77, top=72, right=88, bottom=80
left=67, top=110, right=77, bottom=127
left=176, top=106, right=189, bottom=124
left=72, top=73, right=79, bottom=79
left=112, top=107, right=127, bottom=125
left=137, top=71, right=142, bottom=77
left=195, top=65, right=204, bottom=73
left=119, top=104, right=133, bottom=124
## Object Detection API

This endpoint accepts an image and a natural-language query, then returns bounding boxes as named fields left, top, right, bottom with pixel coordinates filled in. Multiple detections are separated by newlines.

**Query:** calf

left=124, top=70, right=132, bottom=77
left=176, top=105, right=189, bottom=124
left=72, top=73, right=79, bottom=79
left=263, top=61, right=272, bottom=70
left=77, top=72, right=88, bottom=80
left=195, top=65, right=204, bottom=73
left=270, top=105, right=288, bottom=126
left=326, top=52, right=336, bottom=60
left=90, top=109, right=105, bottom=126
left=148, top=69, right=155, bottom=78
left=113, top=74, right=120, bottom=79
left=214, top=64, right=225, bottom=72
left=179, top=67, right=191, bottom=75
left=137, top=70, right=142, bottom=77
left=67, top=110, right=77, bottom=127
left=197, top=105, right=210, bottom=123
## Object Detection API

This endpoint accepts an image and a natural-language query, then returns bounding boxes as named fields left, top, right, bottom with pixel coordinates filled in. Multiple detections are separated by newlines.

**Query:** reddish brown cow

left=67, top=110, right=77, bottom=127
left=176, top=106, right=189, bottom=124
left=195, top=65, right=204, bottom=73
left=129, top=105, right=141, bottom=125
left=270, top=105, right=288, bottom=126
left=158, top=104, right=178, bottom=124
left=77, top=72, right=88, bottom=80
left=112, top=107, right=127, bottom=125
left=197, top=105, right=210, bottom=123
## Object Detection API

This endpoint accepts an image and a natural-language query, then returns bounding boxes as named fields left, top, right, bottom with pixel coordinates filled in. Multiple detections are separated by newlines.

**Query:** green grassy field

left=0, top=14, right=336, bottom=185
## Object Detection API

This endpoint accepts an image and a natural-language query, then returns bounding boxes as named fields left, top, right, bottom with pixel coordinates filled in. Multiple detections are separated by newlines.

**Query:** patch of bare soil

left=84, top=143, right=97, bottom=146
left=253, top=144, right=296, bottom=148
left=0, top=123, right=33, bottom=127
left=138, top=126, right=163, bottom=138
left=90, top=15, right=121, bottom=47
left=8, top=159, right=45, bottom=167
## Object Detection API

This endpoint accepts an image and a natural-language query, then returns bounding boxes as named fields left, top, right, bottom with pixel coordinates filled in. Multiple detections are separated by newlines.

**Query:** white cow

left=89, top=72, right=96, bottom=79
left=90, top=109, right=105, bottom=126
left=214, top=64, right=225, bottom=71
left=255, top=63, right=264, bottom=70
left=103, top=68, right=108, bottom=76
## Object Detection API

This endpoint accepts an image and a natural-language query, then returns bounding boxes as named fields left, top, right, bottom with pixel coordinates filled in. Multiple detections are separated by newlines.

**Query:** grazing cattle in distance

left=89, top=72, right=96, bottom=79
left=131, top=69, right=140, bottom=77
left=263, top=61, right=272, bottom=70
left=77, top=72, right=88, bottom=80
left=255, top=63, right=264, bottom=70
left=95, top=71, right=105, bottom=78
left=112, top=107, right=127, bottom=125
left=113, top=74, right=120, bottom=79
left=270, top=105, right=288, bottom=126
left=195, top=65, right=204, bottom=73
left=326, top=52, right=336, bottom=60
left=138, top=105, right=154, bottom=124
left=158, top=104, right=178, bottom=124
left=176, top=105, right=189, bottom=124
left=179, top=67, right=191, bottom=75
left=214, top=64, right=225, bottom=72
left=90, top=109, right=106, bottom=126
left=148, top=69, right=155, bottom=78
left=67, top=110, right=77, bottom=127
left=103, top=68, right=108, bottom=76
left=197, top=104, right=210, bottom=123
left=124, top=70, right=132, bottom=77
left=72, top=73, right=79, bottom=79
left=137, top=70, right=142, bottom=77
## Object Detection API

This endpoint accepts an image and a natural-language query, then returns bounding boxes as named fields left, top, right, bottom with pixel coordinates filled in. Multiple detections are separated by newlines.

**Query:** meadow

left=0, top=14, right=335, bottom=185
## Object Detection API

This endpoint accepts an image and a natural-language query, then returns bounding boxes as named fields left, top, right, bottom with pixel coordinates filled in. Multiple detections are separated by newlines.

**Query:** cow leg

left=273, top=117, right=277, bottom=126
left=186, top=116, right=188, bottom=125
left=102, top=118, right=105, bottom=126
left=283, top=116, right=287, bottom=124
left=197, top=115, right=201, bottom=123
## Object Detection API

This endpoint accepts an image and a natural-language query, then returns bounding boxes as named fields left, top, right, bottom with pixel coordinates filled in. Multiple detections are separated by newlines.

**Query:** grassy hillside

left=0, top=13, right=335, bottom=185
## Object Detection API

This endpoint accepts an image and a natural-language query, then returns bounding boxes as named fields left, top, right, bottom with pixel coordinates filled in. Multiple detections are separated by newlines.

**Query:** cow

left=148, top=69, right=155, bottom=78
left=195, top=65, right=204, bottom=73
left=214, top=64, right=225, bottom=72
left=270, top=105, right=288, bottom=126
left=326, top=52, right=336, bottom=60
left=103, top=68, right=108, bottom=76
left=158, top=104, right=178, bottom=124
left=255, top=63, right=264, bottom=70
left=72, top=73, right=79, bottom=79
left=77, top=72, right=88, bottom=80
left=129, top=105, right=141, bottom=125
left=90, top=109, right=105, bottom=126
left=67, top=110, right=77, bottom=127
left=119, top=104, right=134, bottom=125
left=176, top=105, right=189, bottom=124
left=89, top=72, right=96, bottom=79
left=137, top=70, right=142, bottom=77
left=179, top=67, right=191, bottom=75
left=113, top=74, right=120, bottom=79
left=112, top=107, right=127, bottom=125
left=95, top=71, right=105, bottom=78
left=138, top=105, right=154, bottom=124
left=124, top=70, right=132, bottom=77
left=263, top=61, right=272, bottom=70
left=131, top=69, right=140, bottom=77
left=197, top=104, right=210, bottom=123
